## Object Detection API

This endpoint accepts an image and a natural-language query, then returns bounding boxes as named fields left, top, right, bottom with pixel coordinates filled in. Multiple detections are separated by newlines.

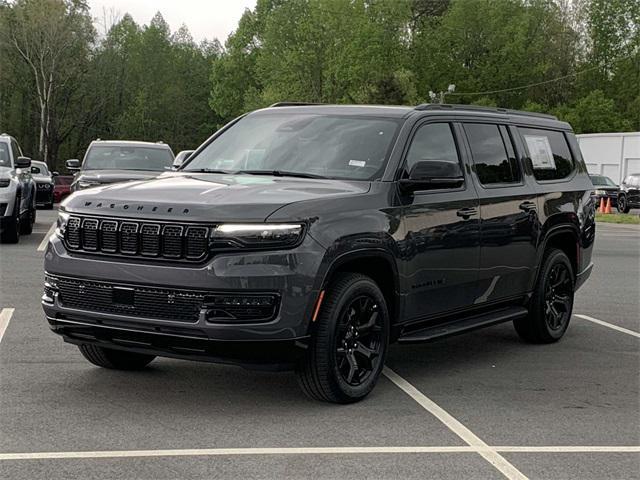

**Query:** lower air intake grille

left=57, top=278, right=204, bottom=323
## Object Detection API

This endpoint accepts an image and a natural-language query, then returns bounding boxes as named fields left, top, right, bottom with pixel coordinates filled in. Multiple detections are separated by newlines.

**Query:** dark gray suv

left=43, top=104, right=595, bottom=403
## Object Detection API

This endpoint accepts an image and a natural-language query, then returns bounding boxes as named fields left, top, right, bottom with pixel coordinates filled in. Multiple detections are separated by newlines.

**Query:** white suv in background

left=0, top=134, right=36, bottom=243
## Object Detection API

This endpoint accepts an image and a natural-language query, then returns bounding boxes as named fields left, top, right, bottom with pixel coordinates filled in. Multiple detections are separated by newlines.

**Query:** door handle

left=456, top=207, right=478, bottom=219
left=519, top=201, right=537, bottom=212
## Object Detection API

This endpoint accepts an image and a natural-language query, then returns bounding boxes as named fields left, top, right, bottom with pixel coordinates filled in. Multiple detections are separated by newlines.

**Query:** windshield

left=84, top=145, right=173, bottom=171
left=590, top=175, right=616, bottom=186
left=183, top=113, right=401, bottom=180
left=0, top=143, right=10, bottom=168
left=31, top=162, right=49, bottom=175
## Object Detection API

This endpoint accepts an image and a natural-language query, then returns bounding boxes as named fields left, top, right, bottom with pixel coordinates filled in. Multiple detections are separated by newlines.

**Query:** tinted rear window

left=519, top=128, right=574, bottom=181
left=465, top=123, right=520, bottom=185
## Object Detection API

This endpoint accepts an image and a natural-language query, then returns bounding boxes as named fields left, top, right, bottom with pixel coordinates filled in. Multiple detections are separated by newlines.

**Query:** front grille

left=64, top=215, right=211, bottom=262
left=53, top=276, right=280, bottom=324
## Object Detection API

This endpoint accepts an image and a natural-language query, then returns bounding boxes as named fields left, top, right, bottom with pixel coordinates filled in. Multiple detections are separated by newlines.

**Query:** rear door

left=461, top=122, right=540, bottom=303
left=398, top=120, right=481, bottom=320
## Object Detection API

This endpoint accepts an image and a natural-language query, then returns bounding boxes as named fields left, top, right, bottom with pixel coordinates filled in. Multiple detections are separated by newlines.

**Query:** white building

left=577, top=132, right=640, bottom=183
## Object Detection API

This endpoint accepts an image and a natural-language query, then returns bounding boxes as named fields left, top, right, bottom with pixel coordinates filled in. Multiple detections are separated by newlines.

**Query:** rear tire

left=296, top=273, right=389, bottom=403
left=78, top=344, right=156, bottom=370
left=514, top=248, right=574, bottom=343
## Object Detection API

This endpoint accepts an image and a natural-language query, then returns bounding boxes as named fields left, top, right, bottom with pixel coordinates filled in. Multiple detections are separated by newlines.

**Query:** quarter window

left=518, top=127, right=574, bottom=181
left=404, top=123, right=460, bottom=176
left=465, top=123, right=520, bottom=185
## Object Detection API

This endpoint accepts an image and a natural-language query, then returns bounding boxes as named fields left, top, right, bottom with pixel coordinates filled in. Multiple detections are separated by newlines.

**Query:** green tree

left=553, top=90, right=632, bottom=133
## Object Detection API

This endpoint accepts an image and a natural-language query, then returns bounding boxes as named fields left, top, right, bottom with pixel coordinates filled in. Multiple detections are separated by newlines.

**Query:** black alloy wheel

left=296, top=272, right=389, bottom=403
left=544, top=263, right=573, bottom=332
left=335, top=295, right=384, bottom=387
left=514, top=248, right=574, bottom=343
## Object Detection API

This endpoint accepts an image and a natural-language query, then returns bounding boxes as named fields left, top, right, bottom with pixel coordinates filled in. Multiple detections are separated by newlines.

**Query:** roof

left=90, top=140, right=171, bottom=148
left=255, top=103, right=570, bottom=128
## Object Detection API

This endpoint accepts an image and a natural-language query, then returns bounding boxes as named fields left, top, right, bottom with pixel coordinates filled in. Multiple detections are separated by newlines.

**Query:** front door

left=398, top=121, right=481, bottom=321
left=462, top=123, right=540, bottom=303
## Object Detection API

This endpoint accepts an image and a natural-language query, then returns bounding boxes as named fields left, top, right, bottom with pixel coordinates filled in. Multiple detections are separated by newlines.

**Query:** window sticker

left=524, top=135, right=556, bottom=170
left=348, top=159, right=366, bottom=167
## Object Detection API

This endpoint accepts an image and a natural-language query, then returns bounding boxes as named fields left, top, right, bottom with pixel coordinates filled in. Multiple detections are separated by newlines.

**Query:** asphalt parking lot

left=1, top=208, right=638, bottom=480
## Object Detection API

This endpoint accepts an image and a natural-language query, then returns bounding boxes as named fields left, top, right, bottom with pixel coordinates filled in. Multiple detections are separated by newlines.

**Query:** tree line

left=0, top=0, right=638, bottom=170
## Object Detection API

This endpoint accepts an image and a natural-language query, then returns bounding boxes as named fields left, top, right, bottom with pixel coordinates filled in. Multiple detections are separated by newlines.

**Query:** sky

left=88, top=0, right=257, bottom=43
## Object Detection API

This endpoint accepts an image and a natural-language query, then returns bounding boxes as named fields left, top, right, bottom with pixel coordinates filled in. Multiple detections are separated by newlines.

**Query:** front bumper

left=46, top=315, right=309, bottom=370
left=43, top=234, right=326, bottom=343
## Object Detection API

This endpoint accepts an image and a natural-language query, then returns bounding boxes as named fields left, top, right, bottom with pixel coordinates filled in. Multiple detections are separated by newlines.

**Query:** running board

left=397, top=306, right=528, bottom=344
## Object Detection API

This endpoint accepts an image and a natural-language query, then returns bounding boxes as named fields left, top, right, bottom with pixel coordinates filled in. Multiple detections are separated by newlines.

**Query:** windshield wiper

left=182, top=168, right=230, bottom=174
left=235, top=170, right=326, bottom=179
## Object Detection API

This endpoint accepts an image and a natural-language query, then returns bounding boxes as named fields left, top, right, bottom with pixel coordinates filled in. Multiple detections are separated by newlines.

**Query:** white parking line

left=0, top=308, right=15, bottom=344
left=575, top=314, right=640, bottom=338
left=1, top=445, right=638, bottom=461
left=383, top=367, right=528, bottom=480
left=37, top=222, right=57, bottom=252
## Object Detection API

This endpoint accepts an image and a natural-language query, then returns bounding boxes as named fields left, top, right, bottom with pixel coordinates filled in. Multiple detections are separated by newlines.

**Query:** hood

left=76, top=169, right=165, bottom=184
left=33, top=174, right=53, bottom=183
left=62, top=172, right=370, bottom=222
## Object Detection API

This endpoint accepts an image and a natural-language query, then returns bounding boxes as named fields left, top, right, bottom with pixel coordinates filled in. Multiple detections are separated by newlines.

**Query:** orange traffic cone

left=604, top=197, right=612, bottom=214
left=598, top=197, right=606, bottom=213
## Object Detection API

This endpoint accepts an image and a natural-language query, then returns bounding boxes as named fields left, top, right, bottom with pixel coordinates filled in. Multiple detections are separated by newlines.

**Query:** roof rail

left=269, top=102, right=326, bottom=108
left=414, top=103, right=557, bottom=120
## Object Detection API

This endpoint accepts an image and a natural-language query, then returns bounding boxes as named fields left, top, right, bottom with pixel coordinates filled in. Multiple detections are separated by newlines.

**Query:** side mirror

left=15, top=156, right=31, bottom=169
left=172, top=157, right=185, bottom=170
left=399, top=160, right=464, bottom=193
left=66, top=159, right=81, bottom=171
left=52, top=171, right=59, bottom=176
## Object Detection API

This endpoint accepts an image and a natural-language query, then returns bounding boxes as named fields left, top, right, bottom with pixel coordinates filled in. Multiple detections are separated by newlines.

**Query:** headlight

left=0, top=179, right=10, bottom=188
left=211, top=223, right=304, bottom=249
left=55, top=211, right=70, bottom=239
left=78, top=180, right=101, bottom=189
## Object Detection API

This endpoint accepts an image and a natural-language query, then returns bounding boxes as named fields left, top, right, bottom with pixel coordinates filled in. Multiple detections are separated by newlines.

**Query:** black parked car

left=43, top=104, right=595, bottom=403
left=31, top=160, right=55, bottom=209
left=589, top=174, right=618, bottom=209
left=66, top=140, right=174, bottom=192
left=617, top=173, right=640, bottom=213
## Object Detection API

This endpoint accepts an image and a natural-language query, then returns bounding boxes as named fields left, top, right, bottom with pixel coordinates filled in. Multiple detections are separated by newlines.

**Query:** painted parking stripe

left=37, top=222, right=57, bottom=252
left=383, top=367, right=528, bottom=480
left=0, top=446, right=475, bottom=461
left=1, top=445, right=639, bottom=461
left=495, top=446, right=640, bottom=453
left=0, top=308, right=15, bottom=344
left=575, top=314, right=640, bottom=338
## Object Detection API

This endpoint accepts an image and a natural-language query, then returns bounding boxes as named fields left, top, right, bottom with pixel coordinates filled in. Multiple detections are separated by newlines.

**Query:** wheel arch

left=318, top=249, right=401, bottom=327
left=537, top=224, right=580, bottom=283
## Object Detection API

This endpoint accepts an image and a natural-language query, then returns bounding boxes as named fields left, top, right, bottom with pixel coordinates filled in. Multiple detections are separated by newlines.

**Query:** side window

left=518, top=127, right=574, bottom=181
left=404, top=123, right=460, bottom=176
left=464, top=123, right=520, bottom=185
left=10, top=140, right=21, bottom=164
left=0, top=143, right=10, bottom=167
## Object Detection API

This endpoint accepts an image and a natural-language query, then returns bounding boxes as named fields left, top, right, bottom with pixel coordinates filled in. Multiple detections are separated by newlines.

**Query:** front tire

left=617, top=195, right=630, bottom=213
left=296, top=273, right=389, bottom=403
left=514, top=248, right=574, bottom=343
left=1, top=195, right=21, bottom=243
left=78, top=344, right=156, bottom=370
left=20, top=200, right=35, bottom=235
